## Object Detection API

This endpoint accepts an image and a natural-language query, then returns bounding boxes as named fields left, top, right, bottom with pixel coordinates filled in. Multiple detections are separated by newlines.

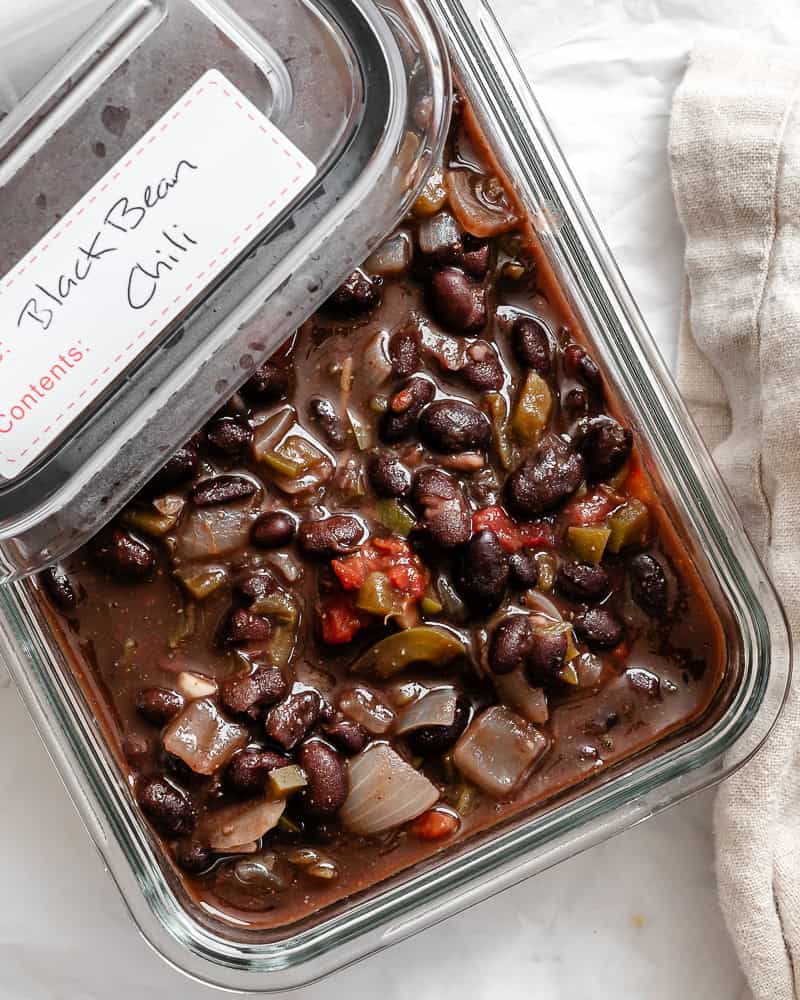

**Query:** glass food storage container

left=0, top=0, right=789, bottom=991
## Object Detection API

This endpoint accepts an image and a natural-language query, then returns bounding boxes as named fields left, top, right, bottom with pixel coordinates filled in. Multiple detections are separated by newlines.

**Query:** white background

left=2, top=2, right=800, bottom=998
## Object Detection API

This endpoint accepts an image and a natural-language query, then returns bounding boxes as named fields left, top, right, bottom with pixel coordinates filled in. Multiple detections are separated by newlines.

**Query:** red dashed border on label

left=0, top=71, right=313, bottom=468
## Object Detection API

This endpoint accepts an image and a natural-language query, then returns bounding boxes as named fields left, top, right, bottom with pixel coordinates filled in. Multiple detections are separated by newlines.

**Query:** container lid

left=0, top=0, right=451, bottom=579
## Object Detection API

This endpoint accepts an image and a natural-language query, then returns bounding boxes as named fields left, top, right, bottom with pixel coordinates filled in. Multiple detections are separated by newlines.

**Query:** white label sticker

left=0, top=69, right=316, bottom=478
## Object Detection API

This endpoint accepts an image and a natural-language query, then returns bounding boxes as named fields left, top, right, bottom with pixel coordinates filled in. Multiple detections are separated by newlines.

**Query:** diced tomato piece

left=320, top=595, right=368, bottom=644
left=331, top=537, right=429, bottom=610
left=331, top=555, right=371, bottom=591
left=518, top=522, right=557, bottom=549
left=473, top=505, right=556, bottom=551
left=371, top=536, right=406, bottom=556
left=562, top=490, right=617, bottom=525
left=624, top=460, right=654, bottom=504
left=386, top=562, right=427, bottom=600
left=472, top=506, right=523, bottom=553
left=409, top=808, right=460, bottom=841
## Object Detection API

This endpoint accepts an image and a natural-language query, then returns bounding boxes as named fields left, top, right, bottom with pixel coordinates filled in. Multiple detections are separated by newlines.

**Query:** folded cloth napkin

left=669, top=38, right=800, bottom=1000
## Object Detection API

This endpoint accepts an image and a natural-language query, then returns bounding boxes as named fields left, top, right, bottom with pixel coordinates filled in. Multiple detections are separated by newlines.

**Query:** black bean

left=321, top=718, right=369, bottom=755
left=428, top=266, right=487, bottom=333
left=564, top=386, right=589, bottom=416
left=147, top=442, right=199, bottom=493
left=298, top=515, right=364, bottom=557
left=468, top=466, right=502, bottom=508
left=508, top=549, right=539, bottom=589
left=122, top=733, right=152, bottom=765
left=327, top=269, right=381, bottom=315
left=190, top=475, right=257, bottom=507
left=204, top=415, right=253, bottom=455
left=460, top=236, right=491, bottom=279
left=225, top=748, right=290, bottom=795
left=136, top=687, right=184, bottom=726
left=308, top=397, right=348, bottom=450
left=526, top=629, right=568, bottom=685
left=251, top=510, right=297, bottom=549
left=461, top=341, right=504, bottom=390
left=264, top=691, right=322, bottom=751
left=368, top=451, right=412, bottom=498
left=380, top=377, right=435, bottom=443
left=577, top=417, right=633, bottom=483
left=629, top=553, right=669, bottom=618
left=175, top=840, right=213, bottom=873
left=91, top=528, right=155, bottom=580
left=233, top=570, right=279, bottom=609
left=243, top=360, right=291, bottom=402
left=556, top=561, right=610, bottom=603
left=489, top=615, right=535, bottom=674
left=453, top=529, right=509, bottom=612
left=419, top=399, right=492, bottom=454
left=511, top=316, right=551, bottom=376
left=137, top=775, right=195, bottom=836
left=215, top=607, right=271, bottom=648
left=505, top=435, right=584, bottom=518
left=389, top=327, right=422, bottom=377
left=162, top=752, right=199, bottom=787
left=412, top=467, right=471, bottom=548
left=405, top=695, right=470, bottom=756
left=298, top=741, right=349, bottom=817
left=573, top=607, right=624, bottom=650
left=564, top=343, right=602, bottom=390
left=219, top=664, right=287, bottom=715
left=318, top=698, right=336, bottom=724
left=41, top=565, right=83, bottom=610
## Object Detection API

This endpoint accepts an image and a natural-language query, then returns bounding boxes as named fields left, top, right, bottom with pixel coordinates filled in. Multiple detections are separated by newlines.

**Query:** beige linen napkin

left=669, top=39, right=800, bottom=1000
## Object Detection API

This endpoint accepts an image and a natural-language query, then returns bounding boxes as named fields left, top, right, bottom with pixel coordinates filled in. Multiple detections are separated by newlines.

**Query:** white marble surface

left=2, top=1, right=800, bottom=997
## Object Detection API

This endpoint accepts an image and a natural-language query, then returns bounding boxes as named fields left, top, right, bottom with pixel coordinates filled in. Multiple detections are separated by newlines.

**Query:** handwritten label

left=0, top=69, right=316, bottom=478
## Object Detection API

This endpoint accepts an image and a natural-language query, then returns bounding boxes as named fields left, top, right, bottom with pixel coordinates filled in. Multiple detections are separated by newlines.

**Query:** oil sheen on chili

left=39, top=91, right=724, bottom=929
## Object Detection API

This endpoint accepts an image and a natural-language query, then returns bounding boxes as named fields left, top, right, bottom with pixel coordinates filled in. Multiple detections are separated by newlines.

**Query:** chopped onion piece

left=250, top=405, right=296, bottom=461
left=234, top=851, right=288, bottom=889
left=267, top=434, right=333, bottom=496
left=339, top=686, right=395, bottom=735
left=492, top=669, right=548, bottom=725
left=360, top=330, right=394, bottom=389
left=418, top=319, right=468, bottom=371
left=265, top=551, right=303, bottom=584
left=453, top=706, right=548, bottom=798
left=226, top=841, right=259, bottom=855
left=198, top=796, right=285, bottom=851
left=176, top=671, right=218, bottom=700
left=395, top=687, right=458, bottom=735
left=522, top=589, right=563, bottom=622
left=574, top=651, right=604, bottom=689
left=418, top=209, right=462, bottom=257
left=340, top=744, right=439, bottom=835
left=153, top=494, right=185, bottom=519
left=445, top=169, right=519, bottom=238
left=365, top=230, right=412, bottom=276
left=163, top=698, right=248, bottom=775
left=175, top=503, right=255, bottom=560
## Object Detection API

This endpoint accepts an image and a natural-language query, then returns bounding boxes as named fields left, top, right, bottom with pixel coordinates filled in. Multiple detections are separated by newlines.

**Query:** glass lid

left=0, top=0, right=450, bottom=579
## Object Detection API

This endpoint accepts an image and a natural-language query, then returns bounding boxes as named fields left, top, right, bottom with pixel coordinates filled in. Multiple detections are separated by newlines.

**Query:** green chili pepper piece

left=567, top=525, right=611, bottom=565
left=376, top=498, right=417, bottom=537
left=511, top=371, right=552, bottom=444
left=606, top=498, right=650, bottom=553
left=351, top=625, right=466, bottom=679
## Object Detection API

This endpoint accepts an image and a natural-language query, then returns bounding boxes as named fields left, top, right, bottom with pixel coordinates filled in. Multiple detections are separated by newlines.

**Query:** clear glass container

left=0, top=0, right=789, bottom=992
